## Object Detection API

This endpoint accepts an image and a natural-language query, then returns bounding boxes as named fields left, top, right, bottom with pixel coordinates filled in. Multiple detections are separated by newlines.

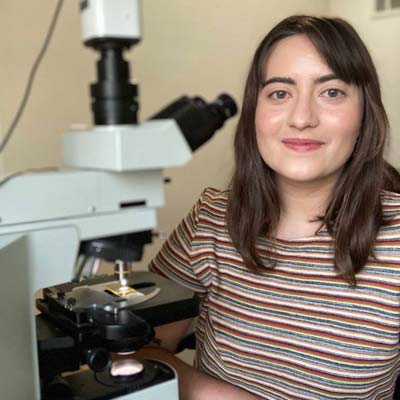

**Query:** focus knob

left=86, top=348, right=110, bottom=372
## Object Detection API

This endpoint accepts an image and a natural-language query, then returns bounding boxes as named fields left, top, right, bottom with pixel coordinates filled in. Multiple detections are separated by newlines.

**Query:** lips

left=282, top=138, right=324, bottom=152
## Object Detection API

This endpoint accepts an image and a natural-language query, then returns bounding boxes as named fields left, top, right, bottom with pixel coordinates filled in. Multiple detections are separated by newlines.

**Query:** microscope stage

left=37, top=271, right=199, bottom=331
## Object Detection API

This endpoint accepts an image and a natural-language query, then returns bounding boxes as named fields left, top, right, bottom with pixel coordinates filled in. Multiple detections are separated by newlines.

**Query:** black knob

left=86, top=348, right=110, bottom=372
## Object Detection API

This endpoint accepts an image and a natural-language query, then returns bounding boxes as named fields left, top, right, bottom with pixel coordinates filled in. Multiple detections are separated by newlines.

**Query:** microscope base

left=47, top=360, right=178, bottom=400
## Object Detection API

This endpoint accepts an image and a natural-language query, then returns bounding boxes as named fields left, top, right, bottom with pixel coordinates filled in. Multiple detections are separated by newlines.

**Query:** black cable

left=0, top=0, right=64, bottom=154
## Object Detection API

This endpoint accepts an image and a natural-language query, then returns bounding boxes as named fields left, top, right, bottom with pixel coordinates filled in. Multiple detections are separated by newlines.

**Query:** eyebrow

left=261, top=74, right=341, bottom=87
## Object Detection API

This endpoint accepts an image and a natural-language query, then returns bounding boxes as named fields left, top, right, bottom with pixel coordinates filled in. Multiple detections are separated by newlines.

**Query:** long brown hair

left=226, top=15, right=400, bottom=285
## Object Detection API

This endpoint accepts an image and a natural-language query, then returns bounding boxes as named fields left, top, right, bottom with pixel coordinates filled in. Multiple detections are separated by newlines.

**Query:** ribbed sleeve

left=149, top=188, right=209, bottom=295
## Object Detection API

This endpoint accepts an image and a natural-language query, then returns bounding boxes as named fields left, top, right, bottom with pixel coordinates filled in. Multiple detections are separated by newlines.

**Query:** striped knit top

left=149, top=187, right=400, bottom=400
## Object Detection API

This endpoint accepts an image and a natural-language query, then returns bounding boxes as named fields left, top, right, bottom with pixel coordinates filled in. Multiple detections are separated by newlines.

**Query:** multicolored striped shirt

left=149, top=187, right=400, bottom=399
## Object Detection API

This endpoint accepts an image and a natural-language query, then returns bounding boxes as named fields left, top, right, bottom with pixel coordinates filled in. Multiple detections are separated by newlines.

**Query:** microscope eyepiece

left=212, top=93, right=238, bottom=119
left=150, top=93, right=238, bottom=152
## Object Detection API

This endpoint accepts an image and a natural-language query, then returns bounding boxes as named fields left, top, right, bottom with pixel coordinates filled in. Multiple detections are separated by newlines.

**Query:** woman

left=143, top=15, right=400, bottom=400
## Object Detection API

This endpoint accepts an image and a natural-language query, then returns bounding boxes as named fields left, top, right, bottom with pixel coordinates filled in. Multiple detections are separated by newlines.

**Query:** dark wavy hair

left=226, top=15, right=400, bottom=285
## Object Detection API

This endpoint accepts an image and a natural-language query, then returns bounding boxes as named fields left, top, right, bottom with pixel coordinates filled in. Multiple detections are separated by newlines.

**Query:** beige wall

left=0, top=0, right=331, bottom=269
left=0, top=2, right=93, bottom=173
left=0, top=0, right=332, bottom=267
left=134, top=0, right=330, bottom=266
left=328, top=0, right=400, bottom=167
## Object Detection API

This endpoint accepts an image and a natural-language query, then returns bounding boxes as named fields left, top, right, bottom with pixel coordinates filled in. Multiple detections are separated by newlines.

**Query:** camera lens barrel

left=90, top=41, right=139, bottom=125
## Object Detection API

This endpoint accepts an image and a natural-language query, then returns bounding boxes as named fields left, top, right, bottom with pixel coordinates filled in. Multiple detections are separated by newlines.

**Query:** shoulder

left=195, top=187, right=230, bottom=225
left=381, top=191, right=400, bottom=217
left=379, top=191, right=400, bottom=239
left=199, top=187, right=230, bottom=207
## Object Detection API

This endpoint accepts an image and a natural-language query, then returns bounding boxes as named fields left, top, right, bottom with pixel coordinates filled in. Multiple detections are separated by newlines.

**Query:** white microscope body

left=0, top=1, right=237, bottom=399
left=0, top=123, right=189, bottom=400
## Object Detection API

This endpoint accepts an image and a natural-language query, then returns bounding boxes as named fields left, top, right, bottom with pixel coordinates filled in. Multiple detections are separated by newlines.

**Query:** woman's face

left=255, top=34, right=363, bottom=188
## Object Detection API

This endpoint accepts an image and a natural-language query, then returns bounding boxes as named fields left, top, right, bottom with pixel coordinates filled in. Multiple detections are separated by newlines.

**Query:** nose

left=288, top=95, right=319, bottom=130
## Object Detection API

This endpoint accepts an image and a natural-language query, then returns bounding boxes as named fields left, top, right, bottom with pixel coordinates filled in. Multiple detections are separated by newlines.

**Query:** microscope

left=0, top=0, right=237, bottom=399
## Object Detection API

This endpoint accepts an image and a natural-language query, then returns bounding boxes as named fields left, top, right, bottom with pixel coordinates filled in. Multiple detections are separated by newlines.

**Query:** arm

left=133, top=319, right=261, bottom=400
left=144, top=192, right=261, bottom=398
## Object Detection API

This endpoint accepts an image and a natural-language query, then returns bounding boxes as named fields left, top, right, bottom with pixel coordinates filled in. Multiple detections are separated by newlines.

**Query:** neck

left=275, top=175, right=337, bottom=239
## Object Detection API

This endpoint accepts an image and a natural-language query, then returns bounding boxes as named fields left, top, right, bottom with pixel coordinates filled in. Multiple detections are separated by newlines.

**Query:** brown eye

left=269, top=90, right=289, bottom=100
left=324, top=88, right=345, bottom=98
